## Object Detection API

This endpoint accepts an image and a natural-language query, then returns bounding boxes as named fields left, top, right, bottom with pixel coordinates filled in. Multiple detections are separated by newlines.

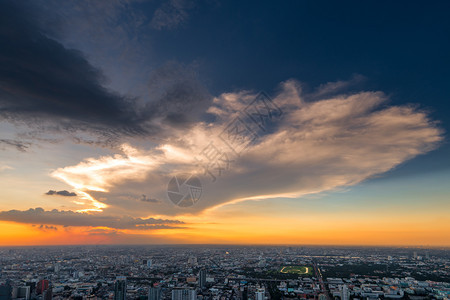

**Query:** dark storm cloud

left=0, top=1, right=145, bottom=137
left=45, top=190, right=77, bottom=197
left=0, top=207, right=185, bottom=230
left=0, top=1, right=211, bottom=145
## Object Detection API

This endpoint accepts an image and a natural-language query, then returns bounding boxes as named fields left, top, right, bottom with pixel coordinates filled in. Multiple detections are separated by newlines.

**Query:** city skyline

left=0, top=0, right=449, bottom=246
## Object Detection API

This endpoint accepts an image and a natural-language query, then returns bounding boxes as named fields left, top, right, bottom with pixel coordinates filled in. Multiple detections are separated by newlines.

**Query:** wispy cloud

left=0, top=165, right=13, bottom=172
left=0, top=139, right=31, bottom=152
left=151, top=0, right=194, bottom=30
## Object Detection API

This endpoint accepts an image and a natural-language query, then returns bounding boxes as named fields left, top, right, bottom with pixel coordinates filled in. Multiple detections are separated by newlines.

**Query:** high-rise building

left=171, top=288, right=196, bottom=300
left=198, top=269, right=206, bottom=289
left=187, top=256, right=197, bottom=266
left=43, top=286, right=52, bottom=300
left=340, top=284, right=349, bottom=300
left=36, top=280, right=49, bottom=295
left=12, top=286, right=30, bottom=300
left=114, top=276, right=127, bottom=300
left=255, top=287, right=265, bottom=300
left=239, top=287, right=248, bottom=300
left=148, top=287, right=161, bottom=300
left=319, top=294, right=327, bottom=300
left=143, top=259, right=152, bottom=267
left=54, top=262, right=61, bottom=274
left=0, top=281, right=12, bottom=300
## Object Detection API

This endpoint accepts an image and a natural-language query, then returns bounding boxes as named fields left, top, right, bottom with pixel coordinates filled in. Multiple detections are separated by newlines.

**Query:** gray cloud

left=45, top=190, right=77, bottom=197
left=0, top=1, right=146, bottom=137
left=0, top=207, right=185, bottom=230
left=0, top=139, right=31, bottom=152
left=140, top=195, right=160, bottom=203
left=145, top=62, right=211, bottom=128
left=151, top=0, right=194, bottom=30
left=0, top=1, right=211, bottom=147
left=32, top=224, right=58, bottom=231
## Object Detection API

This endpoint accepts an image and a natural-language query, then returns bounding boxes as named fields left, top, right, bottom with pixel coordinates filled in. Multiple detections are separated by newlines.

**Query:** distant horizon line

left=0, top=243, right=448, bottom=249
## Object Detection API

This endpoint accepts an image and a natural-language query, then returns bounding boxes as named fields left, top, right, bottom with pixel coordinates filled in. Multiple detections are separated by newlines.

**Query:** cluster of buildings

left=0, top=246, right=448, bottom=300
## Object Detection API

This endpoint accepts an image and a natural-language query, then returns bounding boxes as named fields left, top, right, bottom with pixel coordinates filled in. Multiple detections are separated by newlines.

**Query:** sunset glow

left=0, top=0, right=449, bottom=248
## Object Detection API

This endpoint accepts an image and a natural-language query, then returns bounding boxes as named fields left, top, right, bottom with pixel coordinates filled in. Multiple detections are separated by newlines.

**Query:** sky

left=0, top=0, right=449, bottom=246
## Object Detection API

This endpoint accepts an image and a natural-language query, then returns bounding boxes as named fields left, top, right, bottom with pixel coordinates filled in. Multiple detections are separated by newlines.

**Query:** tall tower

left=340, top=284, right=349, bottom=300
left=198, top=269, right=207, bottom=289
left=171, top=288, right=196, bottom=300
left=0, top=281, right=12, bottom=300
left=255, top=287, right=265, bottom=300
left=43, top=286, right=52, bottom=300
left=114, top=276, right=127, bottom=300
left=36, top=279, right=49, bottom=295
left=148, top=287, right=161, bottom=300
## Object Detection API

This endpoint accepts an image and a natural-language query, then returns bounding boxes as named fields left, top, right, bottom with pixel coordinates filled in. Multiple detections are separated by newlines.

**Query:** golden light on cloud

left=46, top=81, right=443, bottom=218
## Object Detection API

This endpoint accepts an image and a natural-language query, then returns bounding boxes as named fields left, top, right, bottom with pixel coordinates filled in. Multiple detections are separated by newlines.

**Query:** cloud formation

left=0, top=1, right=145, bottom=137
left=0, top=139, right=31, bottom=152
left=0, top=1, right=211, bottom=146
left=0, top=207, right=184, bottom=230
left=32, top=224, right=58, bottom=231
left=45, top=190, right=77, bottom=197
left=49, top=80, right=443, bottom=215
left=0, top=165, right=13, bottom=172
left=151, top=0, right=194, bottom=30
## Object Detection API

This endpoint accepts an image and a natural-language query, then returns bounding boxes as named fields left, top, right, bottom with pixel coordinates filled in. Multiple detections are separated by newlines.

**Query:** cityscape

left=0, top=246, right=449, bottom=299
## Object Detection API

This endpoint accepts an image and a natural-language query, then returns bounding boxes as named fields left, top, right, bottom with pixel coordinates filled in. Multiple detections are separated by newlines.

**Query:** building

left=36, top=279, right=49, bottom=295
left=43, top=287, right=52, bottom=300
left=340, top=284, right=349, bottom=300
left=239, top=287, right=248, bottom=300
left=172, top=288, right=196, bottom=300
left=114, top=276, right=127, bottom=300
left=0, top=281, right=12, bottom=300
left=198, top=269, right=206, bottom=289
left=148, top=287, right=161, bottom=300
left=12, top=286, right=30, bottom=300
left=187, top=256, right=197, bottom=266
left=54, top=262, right=61, bottom=274
left=255, top=288, right=265, bottom=300
left=143, top=259, right=153, bottom=268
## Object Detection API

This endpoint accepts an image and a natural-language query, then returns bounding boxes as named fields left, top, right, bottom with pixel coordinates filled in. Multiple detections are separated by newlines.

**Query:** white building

left=172, top=288, right=196, bottom=300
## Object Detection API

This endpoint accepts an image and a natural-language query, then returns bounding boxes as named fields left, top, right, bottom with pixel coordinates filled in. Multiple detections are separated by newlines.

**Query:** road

left=314, top=262, right=330, bottom=300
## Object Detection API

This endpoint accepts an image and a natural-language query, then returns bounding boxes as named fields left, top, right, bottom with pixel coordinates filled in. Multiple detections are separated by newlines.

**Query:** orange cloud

left=48, top=80, right=442, bottom=216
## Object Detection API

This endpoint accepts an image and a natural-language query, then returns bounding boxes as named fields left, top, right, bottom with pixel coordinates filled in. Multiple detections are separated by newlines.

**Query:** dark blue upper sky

left=146, top=0, right=450, bottom=175
left=1, top=0, right=450, bottom=178
left=149, top=0, right=450, bottom=105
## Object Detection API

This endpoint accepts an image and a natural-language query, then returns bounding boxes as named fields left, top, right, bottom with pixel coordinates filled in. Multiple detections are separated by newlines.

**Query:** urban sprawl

left=0, top=246, right=448, bottom=300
